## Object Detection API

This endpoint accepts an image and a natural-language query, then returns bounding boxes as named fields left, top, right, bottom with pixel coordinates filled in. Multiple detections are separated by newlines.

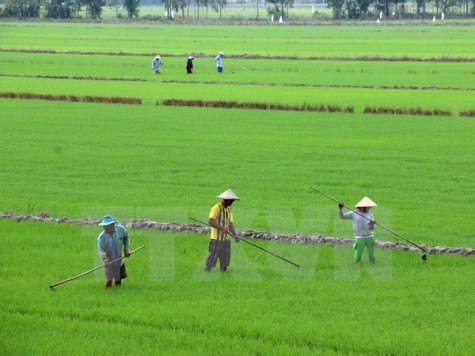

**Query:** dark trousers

left=205, top=239, right=231, bottom=270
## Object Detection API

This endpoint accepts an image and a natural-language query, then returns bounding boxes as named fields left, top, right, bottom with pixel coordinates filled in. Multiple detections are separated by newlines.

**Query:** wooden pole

left=49, top=245, right=145, bottom=289
left=311, top=187, right=427, bottom=253
left=189, top=217, right=300, bottom=269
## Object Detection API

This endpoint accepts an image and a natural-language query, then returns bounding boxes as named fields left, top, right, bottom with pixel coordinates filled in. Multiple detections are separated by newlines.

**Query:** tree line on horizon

left=0, top=0, right=473, bottom=20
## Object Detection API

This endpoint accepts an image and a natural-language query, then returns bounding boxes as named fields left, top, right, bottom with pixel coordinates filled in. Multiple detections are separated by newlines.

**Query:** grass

left=2, top=22, right=475, bottom=57
left=1, top=219, right=474, bottom=354
left=2, top=51, right=475, bottom=89
left=0, top=20, right=474, bottom=355
left=0, top=99, right=473, bottom=248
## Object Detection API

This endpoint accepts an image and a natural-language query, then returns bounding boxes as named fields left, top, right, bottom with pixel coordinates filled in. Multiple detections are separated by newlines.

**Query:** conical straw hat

left=355, top=197, right=377, bottom=208
left=217, top=189, right=239, bottom=200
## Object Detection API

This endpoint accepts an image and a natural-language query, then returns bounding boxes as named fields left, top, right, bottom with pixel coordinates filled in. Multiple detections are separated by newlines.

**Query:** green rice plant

left=0, top=74, right=472, bottom=113
left=1, top=22, right=475, bottom=58
left=0, top=99, right=473, bottom=248
left=1, top=41, right=473, bottom=113
left=1, top=219, right=474, bottom=354
left=0, top=21, right=474, bottom=356
left=2, top=49, right=475, bottom=89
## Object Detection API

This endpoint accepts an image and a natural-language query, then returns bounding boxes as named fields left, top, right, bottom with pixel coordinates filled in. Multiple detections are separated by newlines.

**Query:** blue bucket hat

left=98, top=215, right=116, bottom=226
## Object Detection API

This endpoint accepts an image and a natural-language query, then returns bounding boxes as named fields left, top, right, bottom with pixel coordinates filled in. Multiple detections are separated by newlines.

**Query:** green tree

left=211, top=0, right=225, bottom=18
left=123, top=0, right=140, bottom=18
left=3, top=0, right=40, bottom=17
left=345, top=0, right=359, bottom=18
left=326, top=0, right=345, bottom=19
left=345, top=0, right=370, bottom=19
left=255, top=0, right=261, bottom=20
left=200, top=0, right=211, bottom=18
left=172, top=0, right=188, bottom=18
left=266, top=0, right=293, bottom=18
left=44, top=0, right=73, bottom=18
left=164, top=0, right=184, bottom=19
left=71, top=0, right=83, bottom=17
left=164, top=0, right=172, bottom=18
left=84, top=0, right=104, bottom=18
left=414, top=0, right=426, bottom=16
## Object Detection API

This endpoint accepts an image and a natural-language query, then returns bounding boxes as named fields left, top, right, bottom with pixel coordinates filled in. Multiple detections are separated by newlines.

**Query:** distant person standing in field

left=97, top=215, right=131, bottom=288
left=205, top=189, right=240, bottom=272
left=338, top=197, right=377, bottom=264
left=214, top=52, right=224, bottom=73
left=186, top=56, right=194, bottom=74
left=152, top=55, right=163, bottom=74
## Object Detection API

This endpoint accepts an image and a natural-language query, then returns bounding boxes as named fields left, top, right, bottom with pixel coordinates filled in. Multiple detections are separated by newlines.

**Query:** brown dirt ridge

left=0, top=92, right=142, bottom=104
left=1, top=48, right=474, bottom=62
left=1, top=212, right=473, bottom=257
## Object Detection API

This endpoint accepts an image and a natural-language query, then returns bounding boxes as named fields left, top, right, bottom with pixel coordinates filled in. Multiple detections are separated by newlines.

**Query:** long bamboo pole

left=311, top=187, right=427, bottom=256
left=49, top=245, right=145, bottom=289
left=189, top=217, right=300, bottom=269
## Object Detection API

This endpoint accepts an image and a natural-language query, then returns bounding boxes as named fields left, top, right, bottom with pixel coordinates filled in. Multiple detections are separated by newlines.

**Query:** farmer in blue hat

left=97, top=215, right=130, bottom=288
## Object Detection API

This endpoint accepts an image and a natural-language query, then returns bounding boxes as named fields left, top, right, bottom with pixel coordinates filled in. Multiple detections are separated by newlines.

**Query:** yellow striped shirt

left=208, top=203, right=234, bottom=241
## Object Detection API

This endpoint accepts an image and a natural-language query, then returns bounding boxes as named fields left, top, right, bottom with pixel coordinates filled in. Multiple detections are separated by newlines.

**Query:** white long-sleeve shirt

left=214, top=55, right=223, bottom=68
left=339, top=209, right=375, bottom=238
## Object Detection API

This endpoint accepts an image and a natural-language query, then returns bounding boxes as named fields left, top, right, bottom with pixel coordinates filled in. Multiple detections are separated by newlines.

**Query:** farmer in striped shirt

left=205, top=189, right=240, bottom=272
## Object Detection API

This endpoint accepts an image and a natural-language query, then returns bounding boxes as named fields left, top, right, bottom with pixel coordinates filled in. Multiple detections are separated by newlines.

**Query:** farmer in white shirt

left=339, top=197, right=377, bottom=264
left=152, top=55, right=163, bottom=74
left=214, top=52, right=224, bottom=73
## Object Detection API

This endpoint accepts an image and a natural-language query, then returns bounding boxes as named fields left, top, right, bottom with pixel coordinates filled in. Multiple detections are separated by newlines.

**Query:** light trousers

left=353, top=237, right=375, bottom=263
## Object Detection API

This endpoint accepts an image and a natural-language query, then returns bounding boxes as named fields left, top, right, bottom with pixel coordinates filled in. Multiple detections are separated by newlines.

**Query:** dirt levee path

left=1, top=212, right=473, bottom=257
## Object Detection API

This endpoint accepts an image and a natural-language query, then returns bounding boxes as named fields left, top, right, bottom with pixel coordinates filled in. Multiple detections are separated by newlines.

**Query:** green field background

left=2, top=22, right=475, bottom=57
left=1, top=219, right=474, bottom=354
left=0, top=21, right=474, bottom=355
left=1, top=99, right=474, bottom=246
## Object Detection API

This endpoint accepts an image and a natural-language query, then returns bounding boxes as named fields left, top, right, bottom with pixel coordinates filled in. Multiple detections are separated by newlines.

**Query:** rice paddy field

left=0, top=21, right=474, bottom=355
